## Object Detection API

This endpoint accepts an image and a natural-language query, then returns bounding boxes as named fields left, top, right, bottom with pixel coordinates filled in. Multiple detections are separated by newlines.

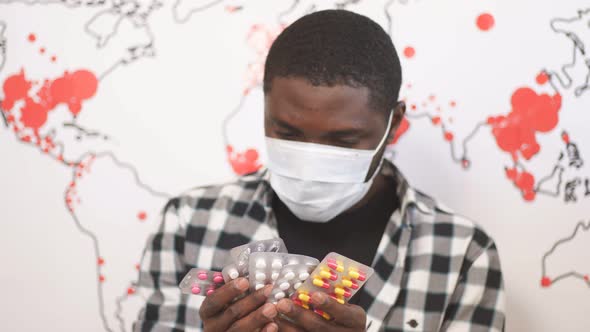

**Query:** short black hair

left=263, top=9, right=402, bottom=113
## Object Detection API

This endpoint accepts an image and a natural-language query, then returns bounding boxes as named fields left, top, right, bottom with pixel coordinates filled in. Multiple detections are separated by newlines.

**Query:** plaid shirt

left=133, top=161, right=505, bottom=332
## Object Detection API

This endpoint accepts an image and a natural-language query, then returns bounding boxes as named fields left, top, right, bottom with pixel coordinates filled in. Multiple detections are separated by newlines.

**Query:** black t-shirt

left=274, top=176, right=399, bottom=303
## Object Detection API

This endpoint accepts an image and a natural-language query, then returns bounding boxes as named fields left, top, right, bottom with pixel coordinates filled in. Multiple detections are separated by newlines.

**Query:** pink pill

left=213, top=275, right=224, bottom=283
left=191, top=286, right=201, bottom=294
left=206, top=289, right=215, bottom=296
left=198, top=272, right=208, bottom=280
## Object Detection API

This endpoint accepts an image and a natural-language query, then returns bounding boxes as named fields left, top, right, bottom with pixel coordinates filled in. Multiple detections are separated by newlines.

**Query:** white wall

left=0, top=1, right=589, bottom=331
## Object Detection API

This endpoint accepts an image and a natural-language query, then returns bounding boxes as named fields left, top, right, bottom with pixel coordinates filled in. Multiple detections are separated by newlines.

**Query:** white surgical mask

left=266, top=111, right=393, bottom=222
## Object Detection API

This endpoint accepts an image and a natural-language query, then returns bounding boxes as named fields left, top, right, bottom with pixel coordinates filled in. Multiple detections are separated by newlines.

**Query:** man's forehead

left=265, top=77, right=371, bottom=113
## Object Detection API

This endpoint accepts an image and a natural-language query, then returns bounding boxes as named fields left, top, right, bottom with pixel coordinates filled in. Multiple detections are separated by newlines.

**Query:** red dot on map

left=50, top=56, right=57, bottom=62
left=39, top=47, right=45, bottom=54
left=127, top=287, right=136, bottom=295
left=135, top=263, right=140, bottom=271
left=410, top=104, right=417, bottom=111
left=403, top=46, right=415, bottom=59
left=138, top=211, right=147, bottom=221
left=450, top=101, right=456, bottom=107
left=444, top=131, right=454, bottom=141
left=28, top=33, right=36, bottom=42
left=476, top=13, right=495, bottom=31
left=461, top=159, right=470, bottom=169
left=536, top=72, right=549, bottom=85
left=99, top=275, right=105, bottom=282
left=97, top=257, right=105, bottom=265
left=431, top=116, right=441, bottom=125
left=584, top=275, right=589, bottom=282
left=561, top=132, right=570, bottom=144
left=541, top=276, right=551, bottom=287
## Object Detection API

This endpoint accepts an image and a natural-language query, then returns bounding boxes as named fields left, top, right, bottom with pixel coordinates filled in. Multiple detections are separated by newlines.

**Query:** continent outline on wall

left=541, top=220, right=590, bottom=288
left=547, top=8, right=590, bottom=97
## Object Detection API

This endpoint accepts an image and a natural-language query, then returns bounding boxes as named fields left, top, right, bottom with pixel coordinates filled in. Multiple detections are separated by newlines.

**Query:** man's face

left=264, top=77, right=404, bottom=178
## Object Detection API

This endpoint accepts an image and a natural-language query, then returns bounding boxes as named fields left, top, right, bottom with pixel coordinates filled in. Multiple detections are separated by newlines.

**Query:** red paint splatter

left=477, top=13, right=495, bottom=31
left=227, top=145, right=262, bottom=175
left=487, top=87, right=562, bottom=161
left=505, top=167, right=536, bottom=201
left=541, top=276, right=551, bottom=287
left=1, top=70, right=32, bottom=111
left=127, top=287, right=136, bottom=295
left=1, top=69, right=98, bottom=135
left=28, top=33, right=36, bottom=42
left=561, top=131, right=570, bottom=144
left=403, top=46, right=415, bottom=59
left=391, top=116, right=410, bottom=145
left=97, top=257, right=105, bottom=265
left=444, top=131, right=454, bottom=141
left=137, top=211, right=147, bottom=221
left=536, top=72, right=549, bottom=85
left=99, top=275, right=105, bottom=282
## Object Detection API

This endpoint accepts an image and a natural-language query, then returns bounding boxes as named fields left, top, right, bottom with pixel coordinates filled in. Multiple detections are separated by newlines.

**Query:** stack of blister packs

left=178, top=238, right=374, bottom=320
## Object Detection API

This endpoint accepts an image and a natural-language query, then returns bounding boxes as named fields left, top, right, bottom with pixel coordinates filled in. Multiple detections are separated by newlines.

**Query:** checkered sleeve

left=133, top=197, right=202, bottom=332
left=440, top=229, right=506, bottom=332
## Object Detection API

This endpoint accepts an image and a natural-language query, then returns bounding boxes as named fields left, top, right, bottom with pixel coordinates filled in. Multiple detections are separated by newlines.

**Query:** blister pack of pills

left=248, top=252, right=319, bottom=291
left=266, top=263, right=317, bottom=303
left=292, top=252, right=374, bottom=317
left=222, top=238, right=288, bottom=282
left=178, top=268, right=225, bottom=296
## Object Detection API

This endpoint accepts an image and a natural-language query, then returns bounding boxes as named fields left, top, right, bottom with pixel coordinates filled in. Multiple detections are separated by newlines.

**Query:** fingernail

left=263, top=284, right=273, bottom=297
left=265, top=323, right=278, bottom=332
left=262, top=303, right=277, bottom=319
left=234, top=278, right=249, bottom=291
left=277, top=299, right=292, bottom=313
left=312, top=292, right=326, bottom=305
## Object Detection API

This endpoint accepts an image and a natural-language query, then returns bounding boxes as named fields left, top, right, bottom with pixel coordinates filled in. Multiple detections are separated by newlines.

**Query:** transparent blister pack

left=248, top=252, right=319, bottom=291
left=267, top=263, right=317, bottom=303
left=178, top=268, right=225, bottom=296
left=292, top=252, right=374, bottom=318
left=224, top=238, right=288, bottom=282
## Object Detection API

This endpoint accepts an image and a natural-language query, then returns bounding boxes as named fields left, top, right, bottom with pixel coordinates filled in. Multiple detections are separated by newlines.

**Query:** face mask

left=265, top=111, right=393, bottom=222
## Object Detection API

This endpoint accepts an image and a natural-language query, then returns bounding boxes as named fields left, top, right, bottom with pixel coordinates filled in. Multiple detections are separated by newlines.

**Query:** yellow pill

left=349, top=270, right=360, bottom=279
left=298, top=293, right=310, bottom=302
left=342, top=279, right=353, bottom=288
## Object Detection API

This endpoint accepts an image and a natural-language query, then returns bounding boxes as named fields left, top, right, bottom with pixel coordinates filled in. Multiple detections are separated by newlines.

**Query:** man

left=134, top=10, right=505, bottom=332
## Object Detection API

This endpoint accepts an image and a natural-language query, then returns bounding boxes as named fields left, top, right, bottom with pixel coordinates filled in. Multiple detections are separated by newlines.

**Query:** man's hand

left=199, top=277, right=279, bottom=332
left=275, top=292, right=367, bottom=331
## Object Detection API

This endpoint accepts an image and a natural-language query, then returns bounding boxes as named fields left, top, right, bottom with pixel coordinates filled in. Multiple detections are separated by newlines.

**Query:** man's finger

left=276, top=299, right=329, bottom=331
left=311, top=292, right=366, bottom=327
left=227, top=302, right=278, bottom=332
left=274, top=317, right=306, bottom=332
left=261, top=322, right=279, bottom=332
left=199, top=278, right=249, bottom=319
left=220, top=285, right=273, bottom=323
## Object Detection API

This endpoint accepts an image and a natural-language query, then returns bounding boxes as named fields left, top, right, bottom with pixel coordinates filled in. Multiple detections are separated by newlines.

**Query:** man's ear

left=387, top=101, right=406, bottom=142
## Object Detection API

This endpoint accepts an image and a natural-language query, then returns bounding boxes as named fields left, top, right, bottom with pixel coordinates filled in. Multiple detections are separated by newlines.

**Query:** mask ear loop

left=363, top=110, right=394, bottom=182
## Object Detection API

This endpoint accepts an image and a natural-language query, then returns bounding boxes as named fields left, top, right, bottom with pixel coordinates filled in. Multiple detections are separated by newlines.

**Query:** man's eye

left=276, top=132, right=299, bottom=139
left=333, top=139, right=359, bottom=148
